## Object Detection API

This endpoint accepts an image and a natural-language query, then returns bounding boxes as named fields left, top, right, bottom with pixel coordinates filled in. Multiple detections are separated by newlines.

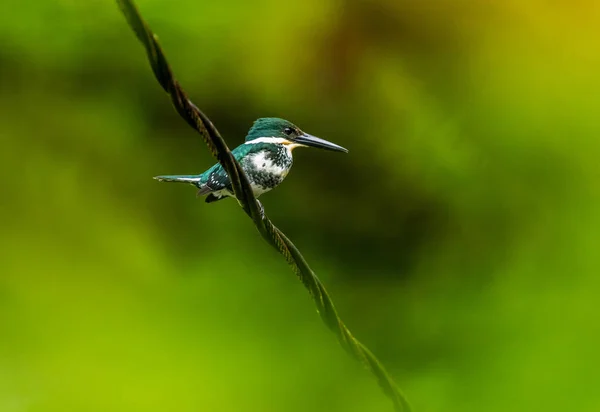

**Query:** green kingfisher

left=154, top=117, right=348, bottom=203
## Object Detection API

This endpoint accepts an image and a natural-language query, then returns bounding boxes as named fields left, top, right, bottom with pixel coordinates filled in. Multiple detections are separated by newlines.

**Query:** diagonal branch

left=116, top=1, right=411, bottom=410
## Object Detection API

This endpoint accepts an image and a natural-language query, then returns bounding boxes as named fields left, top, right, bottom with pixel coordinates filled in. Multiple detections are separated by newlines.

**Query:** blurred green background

left=2, top=0, right=600, bottom=411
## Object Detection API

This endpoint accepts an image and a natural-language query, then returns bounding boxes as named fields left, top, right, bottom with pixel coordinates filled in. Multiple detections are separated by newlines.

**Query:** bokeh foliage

left=1, top=1, right=600, bottom=411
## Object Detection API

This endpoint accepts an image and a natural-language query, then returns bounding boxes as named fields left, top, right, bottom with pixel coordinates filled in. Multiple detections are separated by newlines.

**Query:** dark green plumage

left=245, top=118, right=298, bottom=142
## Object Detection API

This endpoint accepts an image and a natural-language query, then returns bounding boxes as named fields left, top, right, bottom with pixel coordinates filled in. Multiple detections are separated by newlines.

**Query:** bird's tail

left=153, top=175, right=201, bottom=184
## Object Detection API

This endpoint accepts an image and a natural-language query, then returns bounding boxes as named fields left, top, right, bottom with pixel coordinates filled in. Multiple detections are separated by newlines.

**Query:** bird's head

left=245, top=118, right=348, bottom=153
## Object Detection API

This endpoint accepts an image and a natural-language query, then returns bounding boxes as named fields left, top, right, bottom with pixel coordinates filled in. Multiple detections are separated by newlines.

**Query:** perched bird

left=154, top=117, right=348, bottom=203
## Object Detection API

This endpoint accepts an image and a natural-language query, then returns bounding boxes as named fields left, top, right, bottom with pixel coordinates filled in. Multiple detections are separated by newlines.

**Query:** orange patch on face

left=282, top=140, right=304, bottom=151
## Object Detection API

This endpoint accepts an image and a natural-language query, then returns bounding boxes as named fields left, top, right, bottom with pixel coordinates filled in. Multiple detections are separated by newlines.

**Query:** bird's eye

left=283, top=127, right=294, bottom=136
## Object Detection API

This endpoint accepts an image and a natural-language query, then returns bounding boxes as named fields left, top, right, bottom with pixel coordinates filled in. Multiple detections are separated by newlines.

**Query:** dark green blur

left=1, top=1, right=599, bottom=411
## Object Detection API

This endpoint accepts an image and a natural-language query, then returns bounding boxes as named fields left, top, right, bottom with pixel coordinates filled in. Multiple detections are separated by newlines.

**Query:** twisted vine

left=116, top=1, right=411, bottom=410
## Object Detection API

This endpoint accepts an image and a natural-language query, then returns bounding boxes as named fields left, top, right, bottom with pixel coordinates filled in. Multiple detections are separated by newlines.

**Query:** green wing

left=200, top=143, right=264, bottom=192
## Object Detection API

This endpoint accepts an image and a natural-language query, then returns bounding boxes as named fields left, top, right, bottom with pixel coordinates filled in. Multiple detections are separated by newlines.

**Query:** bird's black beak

left=294, top=133, right=349, bottom=153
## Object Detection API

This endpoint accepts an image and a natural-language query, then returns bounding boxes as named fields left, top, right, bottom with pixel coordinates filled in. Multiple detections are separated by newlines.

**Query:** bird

left=154, top=117, right=348, bottom=204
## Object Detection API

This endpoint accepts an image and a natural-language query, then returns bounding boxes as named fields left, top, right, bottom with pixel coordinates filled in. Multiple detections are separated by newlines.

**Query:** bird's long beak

left=294, top=133, right=349, bottom=153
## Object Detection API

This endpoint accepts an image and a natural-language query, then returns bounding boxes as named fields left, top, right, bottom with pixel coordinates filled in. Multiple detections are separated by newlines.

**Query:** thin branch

left=116, top=1, right=411, bottom=410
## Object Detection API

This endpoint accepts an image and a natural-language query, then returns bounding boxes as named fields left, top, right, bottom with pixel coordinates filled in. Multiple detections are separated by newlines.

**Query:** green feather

left=245, top=117, right=297, bottom=142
